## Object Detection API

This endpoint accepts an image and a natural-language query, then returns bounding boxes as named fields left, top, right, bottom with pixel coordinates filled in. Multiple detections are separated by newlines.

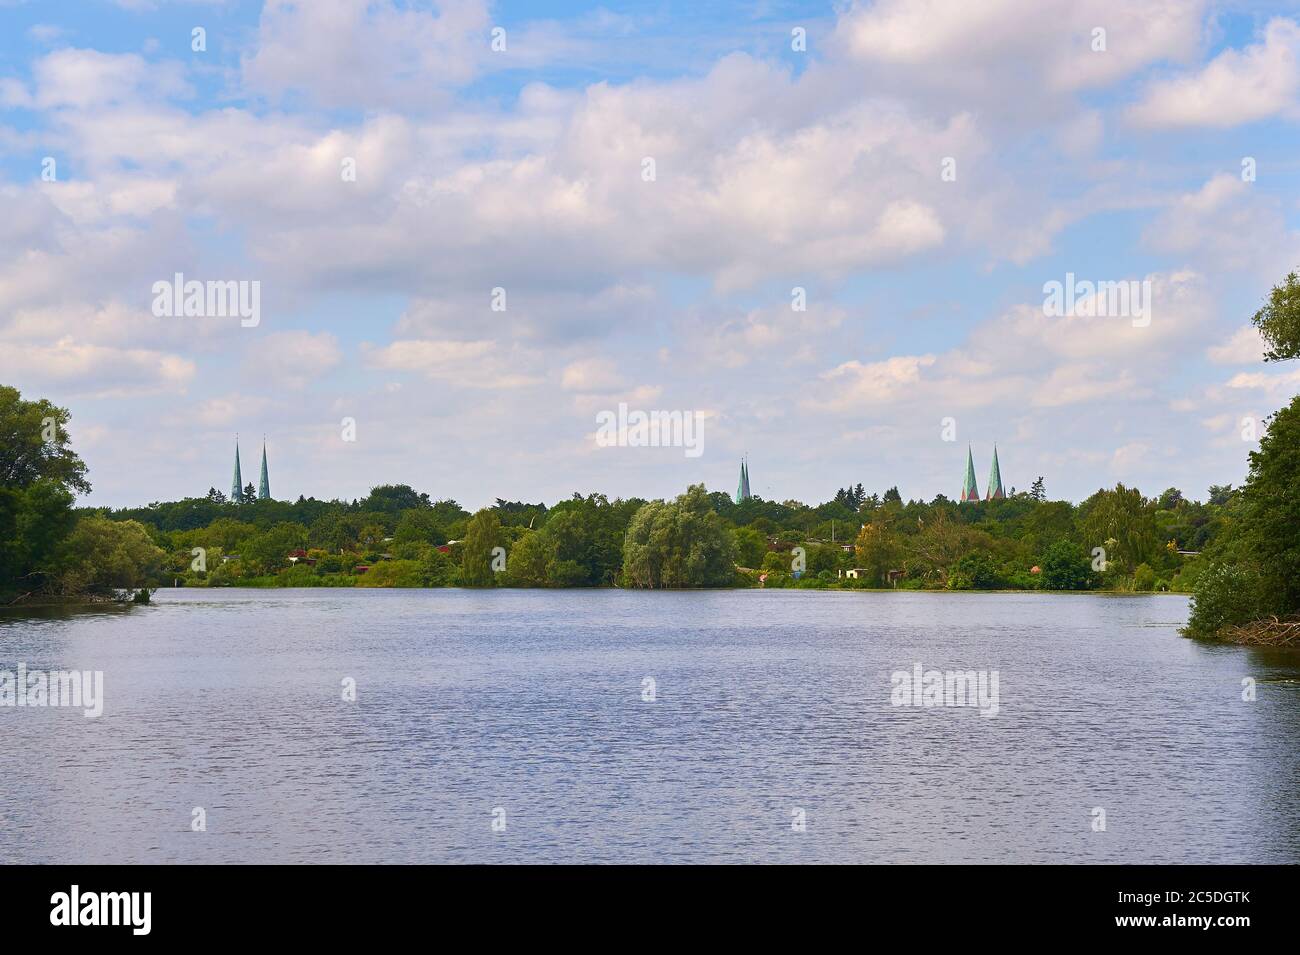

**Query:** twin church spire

left=735, top=457, right=752, bottom=504
left=230, top=436, right=272, bottom=502
left=961, top=445, right=1004, bottom=502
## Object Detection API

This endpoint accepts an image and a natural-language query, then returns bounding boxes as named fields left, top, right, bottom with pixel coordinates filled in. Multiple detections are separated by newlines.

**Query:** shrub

left=355, top=559, right=425, bottom=587
left=1187, top=562, right=1266, bottom=636
left=1040, top=540, right=1094, bottom=591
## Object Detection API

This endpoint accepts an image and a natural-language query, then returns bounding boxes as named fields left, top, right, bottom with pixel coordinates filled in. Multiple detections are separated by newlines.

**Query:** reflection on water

left=0, top=588, right=1296, bottom=863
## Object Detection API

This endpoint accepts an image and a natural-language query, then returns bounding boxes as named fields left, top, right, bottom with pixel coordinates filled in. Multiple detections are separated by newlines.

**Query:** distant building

left=230, top=438, right=243, bottom=500
left=985, top=445, right=1005, bottom=501
left=734, top=457, right=752, bottom=504
left=228, top=435, right=273, bottom=501
left=960, top=446, right=980, bottom=502
left=960, top=445, right=1007, bottom=502
left=258, top=438, right=271, bottom=500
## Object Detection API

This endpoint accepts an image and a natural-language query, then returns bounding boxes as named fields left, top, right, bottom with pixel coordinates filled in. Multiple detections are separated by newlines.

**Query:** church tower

left=985, top=445, right=1005, bottom=500
left=258, top=438, right=271, bottom=501
left=735, top=458, right=752, bottom=504
left=230, top=438, right=243, bottom=501
left=960, top=446, right=980, bottom=502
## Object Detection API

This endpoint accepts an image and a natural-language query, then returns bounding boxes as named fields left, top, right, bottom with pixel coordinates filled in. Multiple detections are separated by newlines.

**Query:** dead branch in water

left=1219, top=616, right=1300, bottom=648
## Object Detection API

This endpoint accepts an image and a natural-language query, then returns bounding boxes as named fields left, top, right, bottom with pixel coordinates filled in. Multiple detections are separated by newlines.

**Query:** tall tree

left=460, top=509, right=503, bottom=587
left=1250, top=269, right=1300, bottom=362
left=623, top=485, right=736, bottom=588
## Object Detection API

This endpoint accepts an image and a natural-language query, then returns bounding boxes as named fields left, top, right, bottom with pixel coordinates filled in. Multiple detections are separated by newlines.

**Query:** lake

left=1, top=588, right=1297, bottom=864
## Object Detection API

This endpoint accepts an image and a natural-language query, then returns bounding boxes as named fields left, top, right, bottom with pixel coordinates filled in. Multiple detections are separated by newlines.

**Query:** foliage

left=1189, top=394, right=1300, bottom=634
left=460, top=509, right=503, bottom=587
left=623, top=484, right=737, bottom=588
left=1250, top=269, right=1300, bottom=362
left=1039, top=540, right=1094, bottom=591
left=52, top=517, right=164, bottom=596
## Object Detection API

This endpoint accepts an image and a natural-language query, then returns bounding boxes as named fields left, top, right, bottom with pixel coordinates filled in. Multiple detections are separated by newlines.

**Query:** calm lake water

left=1, top=588, right=1297, bottom=864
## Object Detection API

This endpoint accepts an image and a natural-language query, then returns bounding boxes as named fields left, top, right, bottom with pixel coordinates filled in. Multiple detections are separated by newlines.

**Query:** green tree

left=732, top=527, right=768, bottom=569
left=622, top=485, right=736, bottom=588
left=507, top=530, right=555, bottom=587
left=0, top=387, right=92, bottom=594
left=363, top=484, right=432, bottom=515
left=952, top=551, right=1002, bottom=589
left=1250, top=269, right=1300, bottom=362
left=1189, top=395, right=1300, bottom=633
left=1040, top=540, right=1093, bottom=591
left=460, top=509, right=503, bottom=587
left=240, top=522, right=308, bottom=576
left=0, top=386, right=91, bottom=495
left=1079, top=484, right=1157, bottom=574
left=53, top=517, right=164, bottom=596
left=853, top=518, right=900, bottom=586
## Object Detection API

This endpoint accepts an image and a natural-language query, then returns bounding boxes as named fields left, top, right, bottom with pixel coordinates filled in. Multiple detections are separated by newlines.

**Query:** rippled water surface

left=1, top=588, right=1297, bottom=863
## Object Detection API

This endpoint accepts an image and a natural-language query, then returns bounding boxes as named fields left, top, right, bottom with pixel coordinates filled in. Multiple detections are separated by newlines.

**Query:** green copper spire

left=230, top=438, right=243, bottom=501
left=985, top=445, right=1004, bottom=501
left=258, top=438, right=271, bottom=501
left=735, top=458, right=752, bottom=504
left=961, top=445, right=979, bottom=502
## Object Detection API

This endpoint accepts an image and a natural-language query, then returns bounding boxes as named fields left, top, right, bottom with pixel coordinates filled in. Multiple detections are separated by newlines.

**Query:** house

left=287, top=549, right=316, bottom=566
left=843, top=568, right=869, bottom=579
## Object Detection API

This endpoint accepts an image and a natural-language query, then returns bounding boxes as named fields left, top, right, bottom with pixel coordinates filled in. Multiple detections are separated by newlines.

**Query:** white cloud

left=1143, top=173, right=1295, bottom=273
left=242, top=0, right=489, bottom=110
left=561, top=358, right=622, bottom=391
left=1208, top=325, right=1265, bottom=364
left=1128, top=18, right=1300, bottom=128
left=0, top=338, right=194, bottom=397
left=243, top=331, right=343, bottom=389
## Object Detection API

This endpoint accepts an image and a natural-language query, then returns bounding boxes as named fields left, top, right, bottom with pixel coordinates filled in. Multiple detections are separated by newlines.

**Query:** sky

left=2, top=0, right=1299, bottom=510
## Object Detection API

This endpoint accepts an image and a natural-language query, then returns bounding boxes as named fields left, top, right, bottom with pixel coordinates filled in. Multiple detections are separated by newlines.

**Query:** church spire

left=735, top=457, right=752, bottom=504
left=960, top=445, right=979, bottom=502
left=985, top=445, right=1005, bottom=501
left=230, top=437, right=243, bottom=502
left=258, top=437, right=271, bottom=501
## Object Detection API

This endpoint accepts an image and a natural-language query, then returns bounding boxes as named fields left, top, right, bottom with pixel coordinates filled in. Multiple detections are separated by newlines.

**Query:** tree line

left=2, top=266, right=1298, bottom=641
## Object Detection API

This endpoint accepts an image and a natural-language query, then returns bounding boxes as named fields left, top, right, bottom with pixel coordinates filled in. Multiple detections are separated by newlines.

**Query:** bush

left=1007, top=570, right=1041, bottom=590
left=1133, top=563, right=1157, bottom=592
left=1187, top=562, right=1265, bottom=635
left=355, top=559, right=425, bottom=587
left=1040, top=540, right=1094, bottom=591
left=953, top=551, right=1002, bottom=589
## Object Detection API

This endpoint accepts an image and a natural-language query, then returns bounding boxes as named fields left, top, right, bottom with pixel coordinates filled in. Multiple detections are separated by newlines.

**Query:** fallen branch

left=1219, top=616, right=1300, bottom=647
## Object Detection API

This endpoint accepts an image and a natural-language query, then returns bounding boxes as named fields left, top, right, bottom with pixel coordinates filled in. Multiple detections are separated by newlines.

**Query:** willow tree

left=622, top=485, right=736, bottom=588
left=1188, top=268, right=1300, bottom=637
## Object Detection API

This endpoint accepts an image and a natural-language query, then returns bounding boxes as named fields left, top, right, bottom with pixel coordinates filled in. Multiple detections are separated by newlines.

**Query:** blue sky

left=2, top=0, right=1299, bottom=509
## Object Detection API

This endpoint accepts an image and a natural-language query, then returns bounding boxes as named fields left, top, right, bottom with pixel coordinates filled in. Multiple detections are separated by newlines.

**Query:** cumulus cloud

left=242, top=0, right=490, bottom=110
left=1207, top=325, right=1266, bottom=364
left=1128, top=18, right=1300, bottom=128
left=0, top=338, right=194, bottom=398
left=243, top=331, right=343, bottom=389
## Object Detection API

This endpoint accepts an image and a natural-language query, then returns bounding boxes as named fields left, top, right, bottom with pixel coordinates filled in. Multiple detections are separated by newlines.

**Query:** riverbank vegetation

left=1183, top=268, right=1300, bottom=644
left=0, top=386, right=161, bottom=605
left=2, top=267, right=1297, bottom=646
left=84, top=474, right=1230, bottom=596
